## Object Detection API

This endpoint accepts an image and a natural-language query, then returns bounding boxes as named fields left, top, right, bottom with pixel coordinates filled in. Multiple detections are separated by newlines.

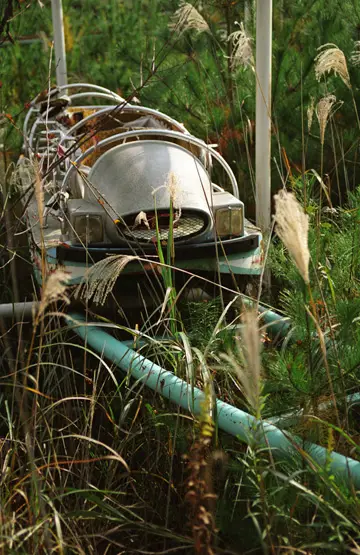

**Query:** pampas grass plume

left=315, top=43, right=350, bottom=88
left=316, top=94, right=338, bottom=146
left=169, top=1, right=209, bottom=36
left=273, top=190, right=310, bottom=284
left=227, top=21, right=254, bottom=70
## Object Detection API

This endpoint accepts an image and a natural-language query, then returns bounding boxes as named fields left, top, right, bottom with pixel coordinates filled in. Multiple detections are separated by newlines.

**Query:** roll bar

left=62, top=129, right=239, bottom=199
left=56, top=104, right=188, bottom=152
left=63, top=92, right=125, bottom=103
left=23, top=82, right=125, bottom=141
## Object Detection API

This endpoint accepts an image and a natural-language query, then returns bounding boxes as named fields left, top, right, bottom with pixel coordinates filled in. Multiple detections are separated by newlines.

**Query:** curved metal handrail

left=26, top=99, right=126, bottom=155
left=28, top=117, right=65, bottom=155
left=56, top=104, right=188, bottom=153
left=23, top=82, right=125, bottom=142
left=54, top=82, right=126, bottom=100
left=66, top=92, right=125, bottom=103
left=23, top=109, right=35, bottom=144
left=62, top=129, right=239, bottom=199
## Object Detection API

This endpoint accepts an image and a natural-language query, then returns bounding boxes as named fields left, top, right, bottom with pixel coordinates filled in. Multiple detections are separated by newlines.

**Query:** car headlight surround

left=215, top=206, right=243, bottom=238
left=73, top=214, right=104, bottom=244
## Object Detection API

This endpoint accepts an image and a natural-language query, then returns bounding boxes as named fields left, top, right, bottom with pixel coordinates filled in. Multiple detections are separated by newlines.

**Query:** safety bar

left=61, top=128, right=239, bottom=199
left=56, top=105, right=188, bottom=153
left=23, top=83, right=125, bottom=140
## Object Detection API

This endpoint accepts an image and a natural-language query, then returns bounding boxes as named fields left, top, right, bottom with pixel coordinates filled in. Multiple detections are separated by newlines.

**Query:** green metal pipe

left=68, top=313, right=360, bottom=489
left=242, top=298, right=291, bottom=337
left=0, top=301, right=39, bottom=319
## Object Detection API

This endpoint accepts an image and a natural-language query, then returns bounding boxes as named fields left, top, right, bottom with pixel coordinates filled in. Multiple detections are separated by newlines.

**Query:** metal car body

left=20, top=83, right=263, bottom=302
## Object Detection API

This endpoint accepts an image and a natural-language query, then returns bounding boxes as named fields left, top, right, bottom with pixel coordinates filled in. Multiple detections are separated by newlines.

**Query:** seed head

left=316, top=94, right=339, bottom=145
left=169, top=1, right=209, bottom=36
left=166, top=171, right=182, bottom=212
left=239, top=309, right=262, bottom=415
left=227, top=22, right=254, bottom=70
left=76, top=255, right=137, bottom=305
left=273, top=190, right=310, bottom=284
left=314, top=43, right=350, bottom=88
left=307, top=96, right=315, bottom=133
left=220, top=308, right=263, bottom=416
left=39, top=269, right=70, bottom=315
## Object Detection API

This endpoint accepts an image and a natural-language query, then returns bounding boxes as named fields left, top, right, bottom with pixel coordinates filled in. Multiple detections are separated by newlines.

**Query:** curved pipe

left=28, top=96, right=123, bottom=153
left=23, top=83, right=125, bottom=138
left=66, top=92, right=125, bottom=103
left=28, top=119, right=67, bottom=155
left=242, top=298, right=291, bottom=337
left=55, top=105, right=190, bottom=173
left=57, top=105, right=188, bottom=151
left=68, top=312, right=360, bottom=489
left=0, top=301, right=38, bottom=319
left=62, top=129, right=240, bottom=199
left=53, top=82, right=125, bottom=96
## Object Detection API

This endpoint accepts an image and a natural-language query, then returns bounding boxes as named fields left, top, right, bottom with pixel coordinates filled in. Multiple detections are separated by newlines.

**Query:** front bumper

left=57, top=233, right=261, bottom=264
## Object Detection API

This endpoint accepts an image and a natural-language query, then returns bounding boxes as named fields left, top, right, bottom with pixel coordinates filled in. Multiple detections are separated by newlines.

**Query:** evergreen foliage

left=2, top=0, right=360, bottom=204
left=2, top=1, right=360, bottom=553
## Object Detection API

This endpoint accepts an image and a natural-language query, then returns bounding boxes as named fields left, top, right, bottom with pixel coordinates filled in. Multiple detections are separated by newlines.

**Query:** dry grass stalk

left=307, top=96, right=315, bottom=133
left=34, top=159, right=44, bottom=228
left=184, top=385, right=216, bottom=555
left=169, top=1, right=209, bottom=36
left=305, top=306, right=341, bottom=429
left=314, top=43, right=351, bottom=88
left=316, top=94, right=339, bottom=145
left=39, top=268, right=70, bottom=316
left=221, top=309, right=263, bottom=415
left=273, top=190, right=310, bottom=284
left=152, top=171, right=183, bottom=208
left=238, top=309, right=262, bottom=415
left=166, top=171, right=182, bottom=209
left=76, top=255, right=137, bottom=305
left=227, top=22, right=254, bottom=70
left=166, top=171, right=183, bottom=223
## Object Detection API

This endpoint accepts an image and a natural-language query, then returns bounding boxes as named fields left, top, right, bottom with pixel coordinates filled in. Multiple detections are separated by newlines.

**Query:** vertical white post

left=51, top=0, right=67, bottom=87
left=255, top=0, right=272, bottom=232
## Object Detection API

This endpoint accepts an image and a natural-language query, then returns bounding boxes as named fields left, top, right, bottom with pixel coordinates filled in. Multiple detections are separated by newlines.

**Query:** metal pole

left=255, top=0, right=272, bottom=232
left=0, top=302, right=39, bottom=319
left=51, top=0, right=67, bottom=87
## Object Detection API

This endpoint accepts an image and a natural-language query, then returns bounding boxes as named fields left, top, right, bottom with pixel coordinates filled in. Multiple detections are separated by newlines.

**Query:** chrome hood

left=87, top=139, right=212, bottom=226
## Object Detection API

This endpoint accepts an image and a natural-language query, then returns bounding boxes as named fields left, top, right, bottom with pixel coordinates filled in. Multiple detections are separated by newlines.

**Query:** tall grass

left=2, top=176, right=360, bottom=552
left=2, top=7, right=360, bottom=554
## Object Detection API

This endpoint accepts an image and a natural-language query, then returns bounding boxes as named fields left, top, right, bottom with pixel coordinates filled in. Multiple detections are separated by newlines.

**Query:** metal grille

left=120, top=213, right=206, bottom=243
